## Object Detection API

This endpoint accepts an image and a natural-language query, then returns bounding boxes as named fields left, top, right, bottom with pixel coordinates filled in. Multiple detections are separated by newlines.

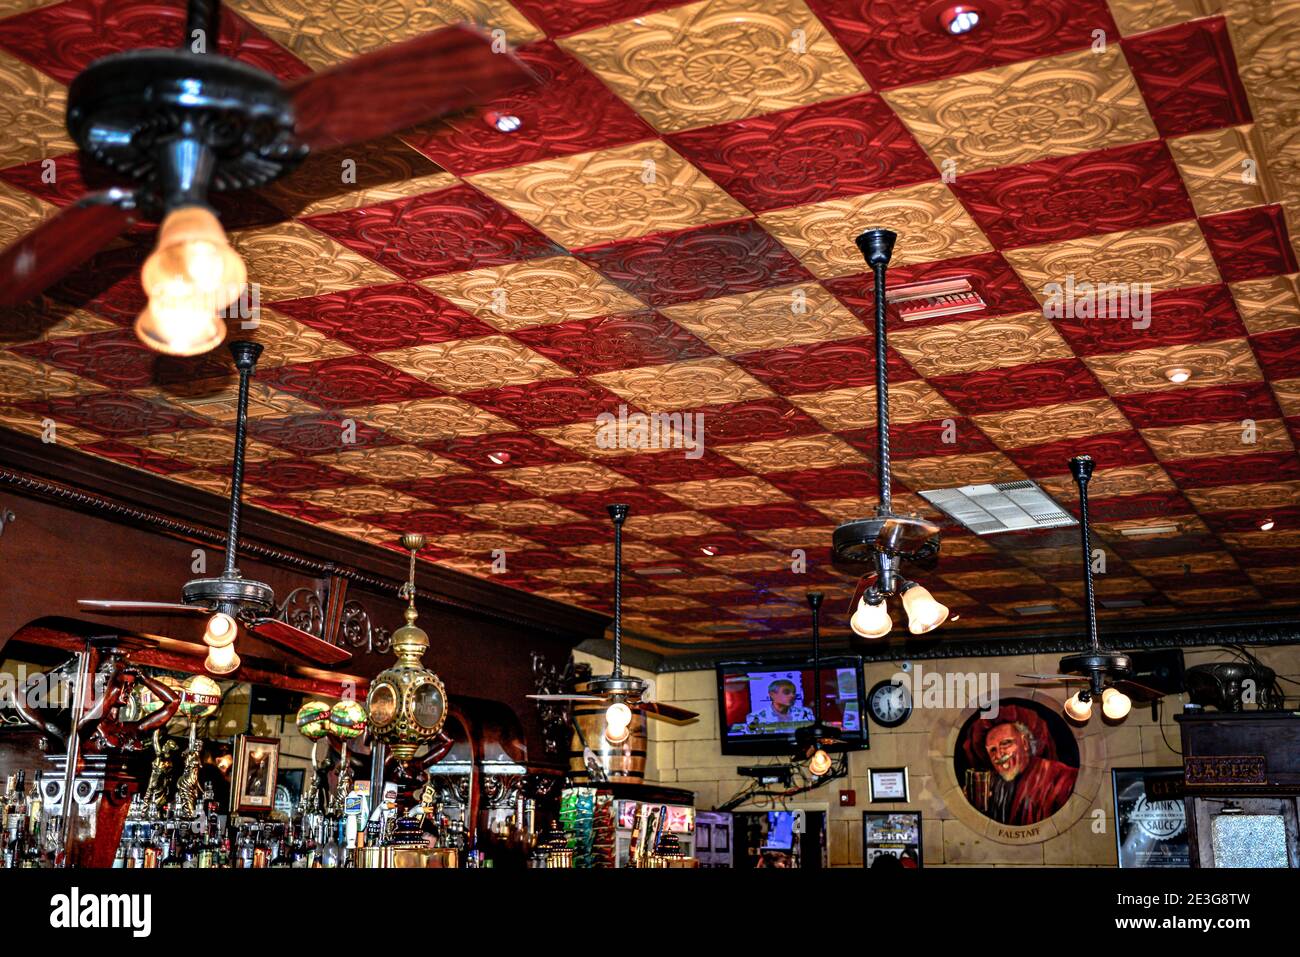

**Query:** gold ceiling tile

left=435, top=530, right=541, bottom=553
left=973, top=397, right=1131, bottom=448
left=772, top=582, right=855, bottom=603
left=1167, top=124, right=1272, bottom=216
left=1229, top=273, right=1300, bottom=334
left=591, top=356, right=774, bottom=411
left=454, top=499, right=587, bottom=526
left=1184, top=481, right=1300, bottom=512
left=1273, top=378, right=1300, bottom=417
left=933, top=535, right=997, bottom=557
left=883, top=45, right=1155, bottom=173
left=357, top=396, right=514, bottom=442
left=1093, top=514, right=1210, bottom=539
left=715, top=434, right=865, bottom=472
left=167, top=470, right=245, bottom=500
left=1010, top=545, right=1078, bottom=569
left=789, top=381, right=954, bottom=430
left=0, top=352, right=102, bottom=402
left=622, top=595, right=706, bottom=613
left=566, top=541, right=681, bottom=565
left=1039, top=462, right=1176, bottom=502
left=758, top=182, right=991, bottom=278
left=138, top=379, right=320, bottom=424
left=422, top=256, right=644, bottom=331
left=1105, top=0, right=1221, bottom=35
left=497, top=461, right=636, bottom=496
left=2, top=298, right=119, bottom=348
left=989, top=598, right=1080, bottom=617
left=696, top=551, right=788, bottom=572
left=532, top=587, right=596, bottom=606
left=0, top=405, right=102, bottom=446
left=652, top=574, right=751, bottom=593
left=531, top=567, right=610, bottom=586
left=315, top=444, right=467, bottom=482
left=243, top=307, right=355, bottom=368
left=284, top=484, right=429, bottom=517
left=1083, top=339, right=1262, bottom=395
left=1246, top=566, right=1300, bottom=587
left=1165, top=585, right=1261, bottom=605
left=0, top=179, right=54, bottom=251
left=467, top=141, right=747, bottom=248
left=623, top=511, right=734, bottom=538
left=1142, top=419, right=1293, bottom=459
left=731, top=602, right=805, bottom=619
left=1057, top=576, right=1157, bottom=597
left=231, top=221, right=398, bottom=299
left=661, top=282, right=865, bottom=354
left=940, top=568, right=1045, bottom=590
left=377, top=334, right=569, bottom=393
left=1223, top=528, right=1300, bottom=550
left=558, top=0, right=867, bottom=133
left=807, top=492, right=941, bottom=522
left=226, top=0, right=540, bottom=70
left=1129, top=552, right=1239, bottom=576
left=749, top=525, right=836, bottom=549
left=890, top=451, right=1025, bottom=489
left=535, top=421, right=639, bottom=457
left=311, top=516, right=395, bottom=545
left=657, top=475, right=790, bottom=508
left=120, top=427, right=288, bottom=468
left=888, top=311, right=1072, bottom=376
left=1005, top=220, right=1219, bottom=298
left=0, top=52, right=74, bottom=166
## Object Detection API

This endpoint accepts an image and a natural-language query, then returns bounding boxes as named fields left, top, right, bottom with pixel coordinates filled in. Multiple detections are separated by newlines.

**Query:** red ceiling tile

left=272, top=283, right=496, bottom=352
left=1004, top=430, right=1154, bottom=477
left=510, top=311, right=715, bottom=374
left=249, top=413, right=398, bottom=456
left=764, top=465, right=880, bottom=500
left=518, top=520, right=623, bottom=547
left=302, top=184, right=561, bottom=280
left=509, top=0, right=691, bottom=35
left=257, top=355, right=444, bottom=409
left=603, top=448, right=751, bottom=484
left=1106, top=531, right=1220, bottom=560
left=1251, top=328, right=1300, bottom=381
left=78, top=439, right=193, bottom=474
left=44, top=243, right=152, bottom=324
left=964, top=584, right=1066, bottom=603
left=248, top=495, right=347, bottom=525
left=1199, top=205, right=1298, bottom=282
left=733, top=337, right=916, bottom=396
left=424, top=430, right=580, bottom=470
left=496, top=548, right=591, bottom=570
left=0, top=0, right=311, bottom=85
left=1203, top=506, right=1300, bottom=534
left=15, top=391, right=208, bottom=437
left=1114, top=382, right=1281, bottom=429
left=355, top=508, right=492, bottom=535
left=391, top=474, right=519, bottom=507
left=658, top=531, right=772, bottom=559
left=14, top=329, right=230, bottom=390
left=930, top=552, right=1024, bottom=573
left=928, top=358, right=1106, bottom=414
left=1053, top=283, right=1245, bottom=356
left=234, top=457, right=359, bottom=493
left=1231, top=548, right=1300, bottom=568
left=948, top=141, right=1194, bottom=249
left=1121, top=17, right=1252, bottom=137
left=824, top=252, right=1039, bottom=329
left=842, top=418, right=998, bottom=460
left=460, top=377, right=629, bottom=427
left=665, top=93, right=935, bottom=212
left=806, top=0, right=1118, bottom=90
left=690, top=397, right=825, bottom=446
left=576, top=219, right=813, bottom=308
left=406, top=41, right=655, bottom=174
left=1162, top=452, right=1300, bottom=488
left=1087, top=490, right=1193, bottom=522
left=704, top=501, right=832, bottom=529
left=546, top=487, right=686, bottom=517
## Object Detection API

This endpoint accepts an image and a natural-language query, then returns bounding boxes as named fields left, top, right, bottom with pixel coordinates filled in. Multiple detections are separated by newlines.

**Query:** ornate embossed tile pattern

left=1, top=0, right=1299, bottom=647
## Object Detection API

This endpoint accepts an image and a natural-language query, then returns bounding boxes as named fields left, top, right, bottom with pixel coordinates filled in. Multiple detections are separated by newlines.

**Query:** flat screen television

left=716, top=656, right=867, bottom=755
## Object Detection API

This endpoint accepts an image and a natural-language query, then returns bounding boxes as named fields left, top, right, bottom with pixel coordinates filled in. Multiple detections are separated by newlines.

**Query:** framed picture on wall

left=863, top=810, right=923, bottom=869
left=1112, top=767, right=1189, bottom=868
left=231, top=735, right=280, bottom=814
left=869, top=767, right=910, bottom=803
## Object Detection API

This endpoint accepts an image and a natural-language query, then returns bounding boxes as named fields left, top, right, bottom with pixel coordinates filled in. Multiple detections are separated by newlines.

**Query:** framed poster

left=1112, top=767, right=1189, bottom=868
left=863, top=810, right=922, bottom=869
left=231, top=735, right=279, bottom=814
left=869, top=767, right=910, bottom=803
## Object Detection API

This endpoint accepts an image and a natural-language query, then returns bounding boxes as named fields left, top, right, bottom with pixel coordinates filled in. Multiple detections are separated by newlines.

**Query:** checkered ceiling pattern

left=2, top=0, right=1299, bottom=651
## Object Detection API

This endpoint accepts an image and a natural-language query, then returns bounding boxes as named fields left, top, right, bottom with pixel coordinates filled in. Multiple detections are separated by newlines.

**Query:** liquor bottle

left=270, top=825, right=291, bottom=868
left=252, top=824, right=269, bottom=869
left=161, top=823, right=182, bottom=868
left=129, top=826, right=145, bottom=868
left=142, top=826, right=159, bottom=869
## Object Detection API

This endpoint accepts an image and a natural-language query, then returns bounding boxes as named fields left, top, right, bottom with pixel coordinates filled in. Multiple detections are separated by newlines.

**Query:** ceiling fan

left=527, top=504, right=698, bottom=746
left=0, top=0, right=537, bottom=355
left=77, top=339, right=351, bottom=674
left=1016, top=455, right=1165, bottom=721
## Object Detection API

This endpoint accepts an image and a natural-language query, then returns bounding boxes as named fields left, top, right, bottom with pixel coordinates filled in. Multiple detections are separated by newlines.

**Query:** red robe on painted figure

left=988, top=756, right=1078, bottom=826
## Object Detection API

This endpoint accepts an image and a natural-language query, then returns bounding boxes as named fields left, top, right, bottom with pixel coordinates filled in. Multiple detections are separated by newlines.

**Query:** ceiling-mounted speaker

left=1125, top=648, right=1185, bottom=697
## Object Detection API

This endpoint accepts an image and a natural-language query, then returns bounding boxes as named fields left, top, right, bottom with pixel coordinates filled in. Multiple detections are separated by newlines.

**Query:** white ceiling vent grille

left=919, top=481, right=1076, bottom=536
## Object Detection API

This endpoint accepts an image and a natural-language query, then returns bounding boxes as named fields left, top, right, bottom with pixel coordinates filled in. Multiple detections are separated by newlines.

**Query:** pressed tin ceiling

left=1, top=0, right=1300, bottom=653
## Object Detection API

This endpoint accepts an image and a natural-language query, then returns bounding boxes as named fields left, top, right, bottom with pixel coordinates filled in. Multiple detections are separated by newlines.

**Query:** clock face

left=868, top=680, right=912, bottom=728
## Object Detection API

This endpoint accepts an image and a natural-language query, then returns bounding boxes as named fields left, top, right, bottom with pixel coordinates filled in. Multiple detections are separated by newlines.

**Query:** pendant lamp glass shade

left=850, top=596, right=892, bottom=639
left=605, top=700, right=632, bottom=744
left=1101, top=687, right=1132, bottom=720
left=901, top=582, right=949, bottom=635
left=204, top=641, right=240, bottom=675
left=1064, top=691, right=1092, bottom=722
left=809, top=748, right=832, bottom=776
left=203, top=611, right=237, bottom=648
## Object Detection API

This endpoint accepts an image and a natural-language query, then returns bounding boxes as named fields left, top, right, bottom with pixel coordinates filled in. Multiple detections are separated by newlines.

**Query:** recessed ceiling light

left=484, top=111, right=522, bottom=133
left=1260, top=517, right=1275, bottom=531
left=486, top=451, right=511, bottom=465
left=1164, top=366, right=1192, bottom=384
left=940, top=4, right=982, bottom=34
left=700, top=545, right=718, bottom=556
left=950, top=613, right=961, bottom=622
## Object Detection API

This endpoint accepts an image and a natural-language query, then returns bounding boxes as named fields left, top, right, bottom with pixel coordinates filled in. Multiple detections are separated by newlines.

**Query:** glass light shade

left=1101, top=687, right=1132, bottom=720
left=135, top=307, right=227, bottom=357
left=203, top=611, right=237, bottom=648
left=901, top=582, right=949, bottom=635
left=1064, top=691, right=1092, bottom=722
left=809, top=749, right=832, bottom=776
left=605, top=701, right=632, bottom=744
left=204, top=642, right=240, bottom=676
left=850, top=596, right=892, bottom=639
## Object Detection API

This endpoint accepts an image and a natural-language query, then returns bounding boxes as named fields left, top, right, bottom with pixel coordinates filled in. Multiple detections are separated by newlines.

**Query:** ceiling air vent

left=919, top=481, right=1076, bottom=536
left=1100, top=598, right=1145, bottom=609
left=1012, top=603, right=1059, bottom=616
left=885, top=276, right=985, bottom=321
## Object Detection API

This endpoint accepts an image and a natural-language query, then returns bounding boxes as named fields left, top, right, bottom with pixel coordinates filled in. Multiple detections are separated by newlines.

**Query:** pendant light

left=801, top=592, right=840, bottom=776
left=833, top=229, right=948, bottom=638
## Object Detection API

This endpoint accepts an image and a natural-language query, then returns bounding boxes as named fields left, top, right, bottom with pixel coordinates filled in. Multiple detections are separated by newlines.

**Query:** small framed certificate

left=869, top=767, right=910, bottom=803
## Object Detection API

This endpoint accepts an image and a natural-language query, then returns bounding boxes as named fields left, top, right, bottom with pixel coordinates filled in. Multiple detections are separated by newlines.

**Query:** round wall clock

left=867, top=679, right=913, bottom=728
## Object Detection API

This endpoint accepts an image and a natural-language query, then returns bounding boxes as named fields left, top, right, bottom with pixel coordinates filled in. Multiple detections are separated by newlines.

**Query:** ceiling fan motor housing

left=182, top=575, right=275, bottom=616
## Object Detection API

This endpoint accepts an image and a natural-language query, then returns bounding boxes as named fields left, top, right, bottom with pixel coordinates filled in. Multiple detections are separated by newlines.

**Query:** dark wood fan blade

left=526, top=694, right=605, bottom=702
left=78, top=600, right=206, bottom=614
left=0, top=190, right=137, bottom=306
left=639, top=702, right=699, bottom=721
left=1112, top=678, right=1166, bottom=702
left=287, top=24, right=538, bottom=150
left=247, top=618, right=352, bottom=665
left=1016, top=673, right=1086, bottom=681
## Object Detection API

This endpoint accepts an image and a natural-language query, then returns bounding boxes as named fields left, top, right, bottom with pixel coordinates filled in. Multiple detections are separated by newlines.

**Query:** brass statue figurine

left=142, top=731, right=180, bottom=820
left=173, top=738, right=202, bottom=820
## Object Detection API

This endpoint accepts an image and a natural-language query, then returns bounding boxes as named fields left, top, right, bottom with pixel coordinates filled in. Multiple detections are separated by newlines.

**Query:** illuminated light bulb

left=1101, top=687, right=1132, bottom=720
left=901, top=582, right=949, bottom=635
left=204, top=641, right=240, bottom=676
left=136, top=206, right=245, bottom=357
left=1260, top=518, right=1275, bottom=531
left=203, top=612, right=237, bottom=648
left=850, top=596, right=892, bottom=639
left=1064, top=691, right=1092, bottom=722
left=605, top=700, right=632, bottom=745
left=1164, top=366, right=1192, bottom=384
left=941, top=5, right=981, bottom=34
left=809, top=749, right=832, bottom=776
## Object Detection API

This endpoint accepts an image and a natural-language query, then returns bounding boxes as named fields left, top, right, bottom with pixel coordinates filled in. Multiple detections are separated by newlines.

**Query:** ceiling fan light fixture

left=604, top=699, right=632, bottom=744
left=901, top=581, right=948, bottom=635
left=1101, top=686, right=1131, bottom=720
left=1063, top=690, right=1092, bottom=722
left=203, top=611, right=237, bottom=648
left=809, top=748, right=832, bottom=776
left=204, top=641, right=240, bottom=676
left=850, top=595, right=892, bottom=639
